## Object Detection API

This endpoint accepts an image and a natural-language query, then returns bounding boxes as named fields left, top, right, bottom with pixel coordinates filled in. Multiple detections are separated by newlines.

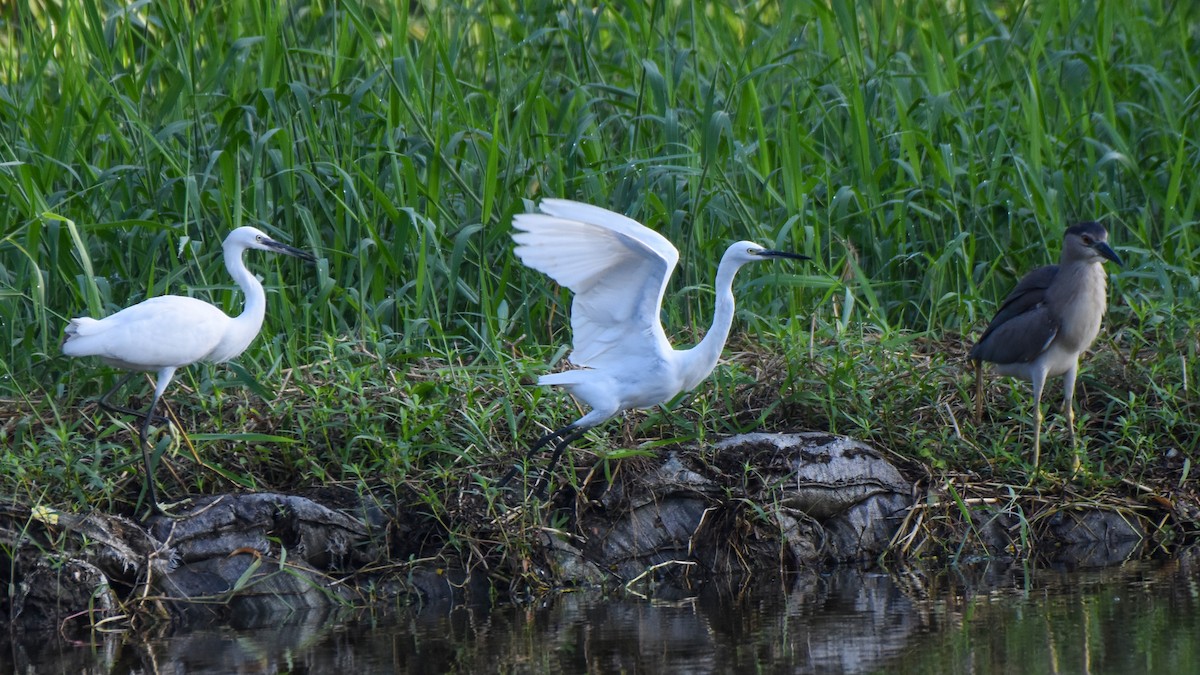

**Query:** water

left=6, top=555, right=1198, bottom=673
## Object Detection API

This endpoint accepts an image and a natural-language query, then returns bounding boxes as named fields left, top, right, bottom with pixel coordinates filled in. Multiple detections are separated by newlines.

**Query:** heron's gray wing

left=973, top=264, right=1057, bottom=346
left=970, top=265, right=1061, bottom=364
left=969, top=302, right=1059, bottom=364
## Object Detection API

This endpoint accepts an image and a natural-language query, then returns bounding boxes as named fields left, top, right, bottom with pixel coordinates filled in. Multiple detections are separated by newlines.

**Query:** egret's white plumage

left=63, top=226, right=315, bottom=515
left=500, top=199, right=808, bottom=494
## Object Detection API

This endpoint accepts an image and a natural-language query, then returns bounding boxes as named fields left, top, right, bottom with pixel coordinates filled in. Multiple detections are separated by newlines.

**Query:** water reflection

left=5, top=552, right=1198, bottom=673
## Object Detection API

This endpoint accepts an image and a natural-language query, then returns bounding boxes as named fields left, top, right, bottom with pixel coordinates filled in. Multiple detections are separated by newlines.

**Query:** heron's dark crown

left=1064, top=221, right=1107, bottom=240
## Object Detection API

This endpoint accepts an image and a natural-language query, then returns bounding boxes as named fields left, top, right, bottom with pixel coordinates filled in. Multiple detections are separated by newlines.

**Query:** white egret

left=63, top=226, right=315, bottom=515
left=498, top=199, right=809, bottom=495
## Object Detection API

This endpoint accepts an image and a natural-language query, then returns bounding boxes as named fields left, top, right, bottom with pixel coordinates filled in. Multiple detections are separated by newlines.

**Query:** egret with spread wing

left=63, top=226, right=315, bottom=515
left=499, top=199, right=808, bottom=495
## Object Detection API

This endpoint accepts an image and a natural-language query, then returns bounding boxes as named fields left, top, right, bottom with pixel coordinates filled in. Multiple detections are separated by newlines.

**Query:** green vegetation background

left=1, top=0, right=1196, bottom=511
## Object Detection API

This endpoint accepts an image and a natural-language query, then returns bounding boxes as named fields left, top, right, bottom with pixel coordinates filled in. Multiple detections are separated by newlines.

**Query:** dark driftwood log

left=0, top=493, right=387, bottom=630
left=144, top=493, right=381, bottom=620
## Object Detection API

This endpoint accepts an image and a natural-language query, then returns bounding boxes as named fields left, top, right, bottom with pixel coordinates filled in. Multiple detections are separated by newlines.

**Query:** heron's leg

left=98, top=372, right=170, bottom=425
left=1061, top=364, right=1079, bottom=441
left=1030, top=370, right=1047, bottom=469
left=497, top=424, right=573, bottom=489
left=1061, top=364, right=1081, bottom=473
left=532, top=427, right=589, bottom=499
left=137, top=368, right=176, bottom=519
left=974, top=360, right=985, bottom=423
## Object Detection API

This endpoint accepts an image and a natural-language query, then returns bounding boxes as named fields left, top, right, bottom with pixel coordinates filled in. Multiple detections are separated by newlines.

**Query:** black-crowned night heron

left=969, top=222, right=1122, bottom=467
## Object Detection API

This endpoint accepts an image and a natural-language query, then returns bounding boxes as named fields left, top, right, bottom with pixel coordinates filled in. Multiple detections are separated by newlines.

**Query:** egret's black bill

left=755, top=250, right=811, bottom=261
left=1094, top=242, right=1123, bottom=267
left=266, top=239, right=317, bottom=263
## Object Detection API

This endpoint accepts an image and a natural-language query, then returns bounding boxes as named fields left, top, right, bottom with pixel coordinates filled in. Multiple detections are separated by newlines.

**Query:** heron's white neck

left=679, top=253, right=744, bottom=391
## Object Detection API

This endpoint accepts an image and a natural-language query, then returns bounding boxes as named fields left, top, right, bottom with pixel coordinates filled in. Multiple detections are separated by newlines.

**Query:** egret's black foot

left=103, top=404, right=171, bottom=427
left=142, top=497, right=192, bottom=522
left=497, top=464, right=524, bottom=490
left=96, top=373, right=172, bottom=426
left=496, top=425, right=579, bottom=498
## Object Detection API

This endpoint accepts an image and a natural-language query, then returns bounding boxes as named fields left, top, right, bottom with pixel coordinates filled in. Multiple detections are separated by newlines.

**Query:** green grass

left=1, top=0, right=1197, bottom=541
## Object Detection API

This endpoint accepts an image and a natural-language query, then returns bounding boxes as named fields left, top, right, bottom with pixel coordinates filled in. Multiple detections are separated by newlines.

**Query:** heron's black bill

left=1094, top=242, right=1123, bottom=267
left=755, top=250, right=811, bottom=261
left=266, top=239, right=318, bottom=263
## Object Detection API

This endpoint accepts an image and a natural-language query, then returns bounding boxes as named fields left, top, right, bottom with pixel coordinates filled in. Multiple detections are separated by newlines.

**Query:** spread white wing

left=512, top=199, right=679, bottom=369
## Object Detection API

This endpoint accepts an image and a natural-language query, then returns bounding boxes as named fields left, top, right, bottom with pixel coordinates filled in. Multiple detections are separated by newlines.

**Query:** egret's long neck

left=225, top=244, right=267, bottom=333
left=680, top=256, right=743, bottom=390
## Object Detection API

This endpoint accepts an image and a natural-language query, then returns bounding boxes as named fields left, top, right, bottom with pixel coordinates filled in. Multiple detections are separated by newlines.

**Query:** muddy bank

left=2, top=432, right=1196, bottom=631
left=8, top=553, right=1199, bottom=673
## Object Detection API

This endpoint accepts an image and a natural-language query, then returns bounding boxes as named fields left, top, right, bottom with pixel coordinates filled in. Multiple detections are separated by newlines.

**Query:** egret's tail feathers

left=537, top=370, right=589, bottom=387
left=62, top=317, right=102, bottom=353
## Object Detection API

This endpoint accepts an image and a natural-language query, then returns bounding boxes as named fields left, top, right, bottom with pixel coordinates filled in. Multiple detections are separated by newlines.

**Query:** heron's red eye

left=1081, top=235, right=1093, bottom=245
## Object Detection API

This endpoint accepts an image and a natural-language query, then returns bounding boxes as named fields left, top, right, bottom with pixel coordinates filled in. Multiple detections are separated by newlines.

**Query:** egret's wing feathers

left=536, top=199, right=679, bottom=267
left=513, top=200, right=679, bottom=368
left=970, top=265, right=1060, bottom=364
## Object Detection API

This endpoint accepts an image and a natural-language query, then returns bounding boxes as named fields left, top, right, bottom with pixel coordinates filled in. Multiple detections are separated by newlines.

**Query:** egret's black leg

left=137, top=394, right=163, bottom=519
left=531, top=427, right=588, bottom=499
left=98, top=372, right=170, bottom=426
left=497, top=424, right=575, bottom=489
left=136, top=368, right=177, bottom=520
